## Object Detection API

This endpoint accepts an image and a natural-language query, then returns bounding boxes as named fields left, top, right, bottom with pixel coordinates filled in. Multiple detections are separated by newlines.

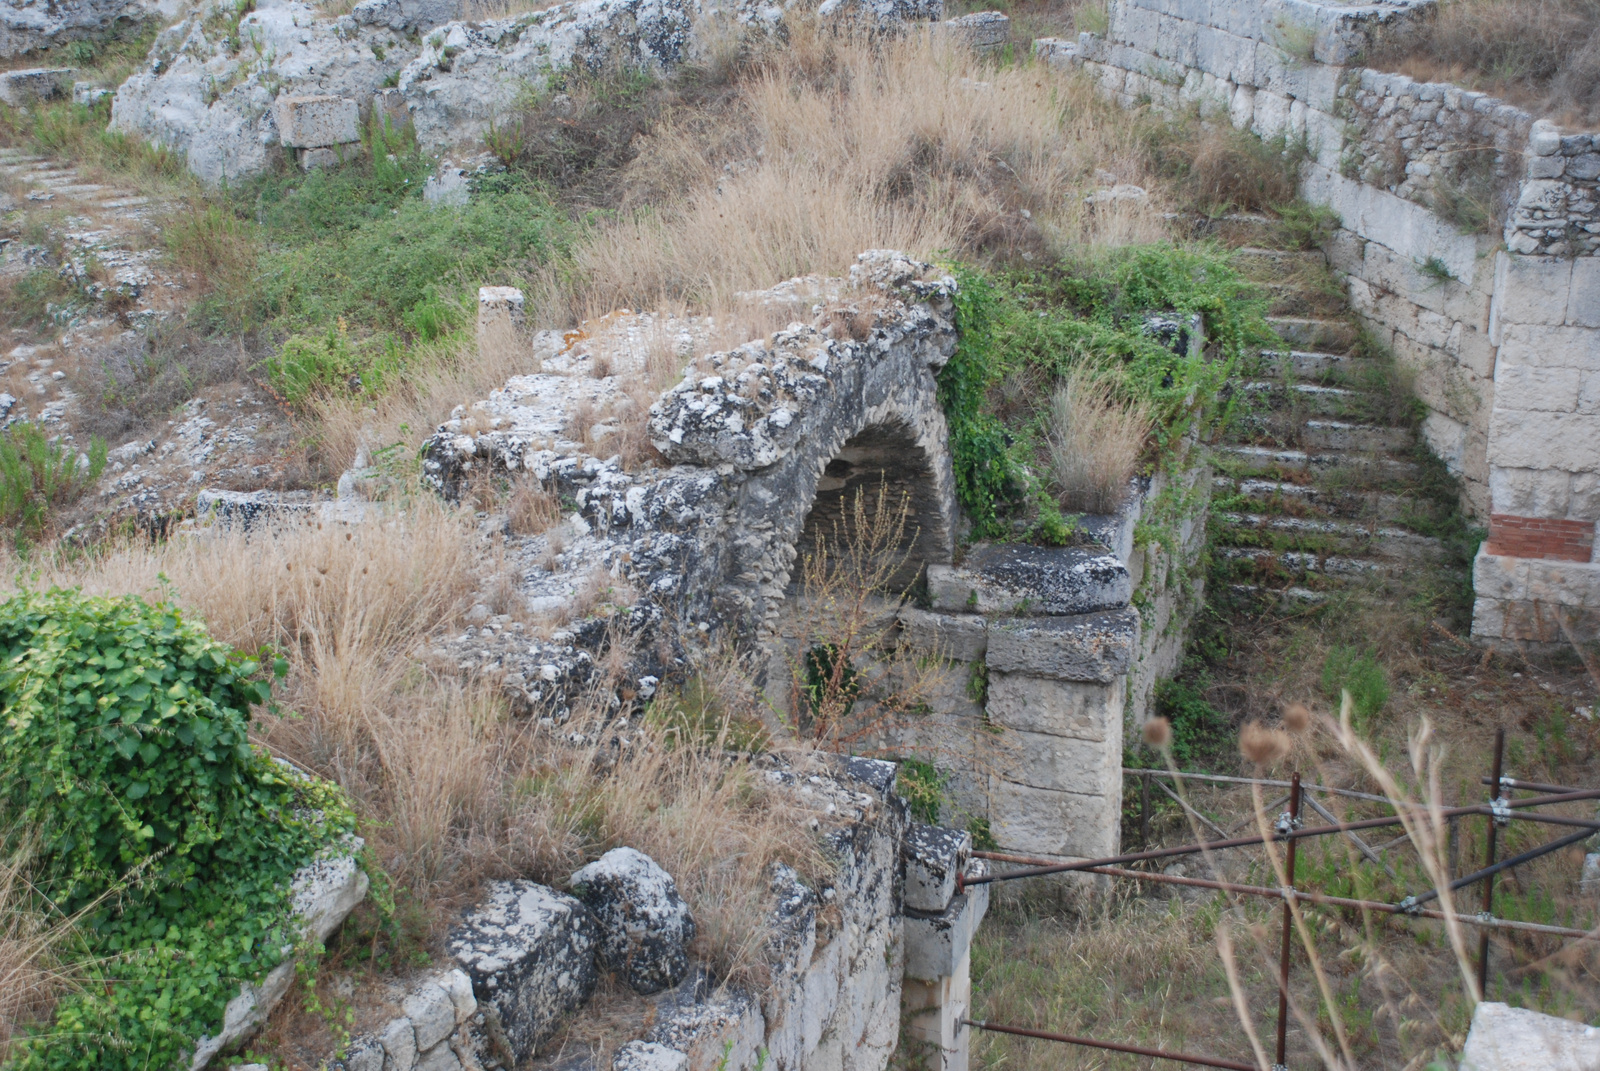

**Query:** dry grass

left=1371, top=0, right=1600, bottom=125
left=0, top=836, right=71, bottom=1062
left=0, top=506, right=827, bottom=1001
left=1045, top=372, right=1152, bottom=514
left=573, top=25, right=1166, bottom=317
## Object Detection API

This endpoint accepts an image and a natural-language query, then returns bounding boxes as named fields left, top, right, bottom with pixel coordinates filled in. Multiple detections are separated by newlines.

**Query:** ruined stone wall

left=1038, top=0, right=1600, bottom=647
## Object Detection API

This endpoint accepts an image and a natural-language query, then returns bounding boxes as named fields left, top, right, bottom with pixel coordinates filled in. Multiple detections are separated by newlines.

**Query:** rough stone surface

left=1458, top=1001, right=1600, bottom=1070
left=1, top=0, right=142, bottom=58
left=569, top=847, right=697, bottom=995
left=939, top=10, right=1007, bottom=52
left=449, top=881, right=599, bottom=1062
left=613, top=1041, right=690, bottom=1071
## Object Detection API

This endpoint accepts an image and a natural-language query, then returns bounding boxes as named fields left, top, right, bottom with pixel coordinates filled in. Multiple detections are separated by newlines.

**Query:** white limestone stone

left=275, top=95, right=360, bottom=148
left=1459, top=1001, right=1600, bottom=1070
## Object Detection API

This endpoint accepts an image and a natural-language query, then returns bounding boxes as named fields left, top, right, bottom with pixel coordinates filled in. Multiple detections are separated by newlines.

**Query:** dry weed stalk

left=785, top=483, right=944, bottom=751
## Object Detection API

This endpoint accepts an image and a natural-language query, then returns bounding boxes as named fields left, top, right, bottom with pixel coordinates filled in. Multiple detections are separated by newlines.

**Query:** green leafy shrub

left=0, top=423, right=106, bottom=542
left=1151, top=677, right=1232, bottom=768
left=0, top=589, right=354, bottom=1070
left=1321, top=646, right=1389, bottom=729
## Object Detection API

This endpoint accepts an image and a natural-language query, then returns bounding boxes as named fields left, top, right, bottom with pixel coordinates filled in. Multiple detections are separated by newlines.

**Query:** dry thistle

left=1239, top=720, right=1292, bottom=766
left=1141, top=715, right=1172, bottom=748
left=1283, top=702, right=1312, bottom=733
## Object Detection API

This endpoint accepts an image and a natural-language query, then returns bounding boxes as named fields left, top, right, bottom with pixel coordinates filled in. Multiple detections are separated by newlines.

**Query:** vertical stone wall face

left=1040, top=0, right=1600, bottom=646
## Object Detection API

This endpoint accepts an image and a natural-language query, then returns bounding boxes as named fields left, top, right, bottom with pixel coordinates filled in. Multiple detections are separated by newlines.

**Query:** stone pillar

left=903, top=825, right=989, bottom=1071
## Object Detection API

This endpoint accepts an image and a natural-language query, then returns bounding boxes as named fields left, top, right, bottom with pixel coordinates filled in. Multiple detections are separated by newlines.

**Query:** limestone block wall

left=1041, top=0, right=1600, bottom=648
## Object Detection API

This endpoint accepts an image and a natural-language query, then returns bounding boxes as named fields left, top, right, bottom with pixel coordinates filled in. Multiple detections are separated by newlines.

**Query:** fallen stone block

left=189, top=836, right=369, bottom=1069
left=940, top=10, right=1009, bottom=52
left=1458, top=1000, right=1600, bottom=1070
left=274, top=94, right=360, bottom=148
left=0, top=67, right=75, bottom=106
left=569, top=847, right=697, bottom=995
left=449, top=880, right=600, bottom=1062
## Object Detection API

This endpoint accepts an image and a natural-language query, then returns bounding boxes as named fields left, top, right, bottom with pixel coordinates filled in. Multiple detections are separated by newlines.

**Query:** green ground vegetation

left=0, top=590, right=354, bottom=1070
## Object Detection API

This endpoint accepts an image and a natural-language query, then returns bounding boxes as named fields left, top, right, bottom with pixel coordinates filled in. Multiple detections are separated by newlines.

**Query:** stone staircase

left=1208, top=226, right=1446, bottom=602
left=0, top=145, right=176, bottom=319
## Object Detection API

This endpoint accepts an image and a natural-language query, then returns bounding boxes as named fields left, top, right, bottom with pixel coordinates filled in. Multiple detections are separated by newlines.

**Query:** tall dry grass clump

left=1372, top=0, right=1600, bottom=123
left=1045, top=372, right=1152, bottom=514
left=0, top=836, right=70, bottom=1062
left=577, top=26, right=1164, bottom=315
left=2, top=507, right=829, bottom=985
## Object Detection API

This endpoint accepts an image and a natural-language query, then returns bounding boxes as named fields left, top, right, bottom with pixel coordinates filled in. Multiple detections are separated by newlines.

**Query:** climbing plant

left=0, top=589, right=354, bottom=1071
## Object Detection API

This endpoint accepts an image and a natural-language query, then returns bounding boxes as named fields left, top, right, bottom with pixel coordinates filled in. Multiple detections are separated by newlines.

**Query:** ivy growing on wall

left=0, top=589, right=354, bottom=1071
left=938, top=242, right=1273, bottom=542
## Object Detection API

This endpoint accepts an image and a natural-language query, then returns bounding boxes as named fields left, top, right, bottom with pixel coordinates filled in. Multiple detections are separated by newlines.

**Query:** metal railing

left=960, top=729, right=1599, bottom=1070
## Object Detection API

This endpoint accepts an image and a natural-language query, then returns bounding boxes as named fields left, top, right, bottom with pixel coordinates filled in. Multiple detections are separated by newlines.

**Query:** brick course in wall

left=1487, top=514, right=1597, bottom=562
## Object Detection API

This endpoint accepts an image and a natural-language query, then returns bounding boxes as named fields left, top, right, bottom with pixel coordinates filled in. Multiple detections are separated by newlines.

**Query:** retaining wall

left=1036, top=0, right=1600, bottom=647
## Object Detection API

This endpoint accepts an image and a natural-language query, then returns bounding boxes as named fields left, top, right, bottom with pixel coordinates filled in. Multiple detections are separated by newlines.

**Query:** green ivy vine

left=0, top=589, right=355, bottom=1071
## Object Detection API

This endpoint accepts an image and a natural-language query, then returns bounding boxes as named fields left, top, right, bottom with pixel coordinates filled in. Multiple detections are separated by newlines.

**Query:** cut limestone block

left=904, top=861, right=989, bottom=983
left=927, top=544, right=1131, bottom=617
left=449, top=880, right=599, bottom=1062
left=904, top=824, right=970, bottom=913
left=939, top=10, right=1008, bottom=52
left=569, top=847, right=696, bottom=995
left=1458, top=1001, right=1600, bottom=1070
left=274, top=94, right=359, bottom=148
left=0, top=68, right=75, bottom=106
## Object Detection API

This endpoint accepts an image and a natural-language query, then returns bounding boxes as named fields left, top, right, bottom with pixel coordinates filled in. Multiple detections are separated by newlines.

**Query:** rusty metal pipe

left=961, top=1019, right=1256, bottom=1071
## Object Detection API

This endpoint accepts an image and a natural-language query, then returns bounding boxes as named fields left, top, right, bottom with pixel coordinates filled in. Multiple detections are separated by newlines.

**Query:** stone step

left=97, top=196, right=152, bottom=209
left=1301, top=420, right=1412, bottom=452
left=1235, top=381, right=1362, bottom=416
left=1171, top=211, right=1278, bottom=246
left=1211, top=477, right=1416, bottom=522
left=1216, top=512, right=1442, bottom=558
left=1267, top=317, right=1358, bottom=352
left=1228, top=583, right=1329, bottom=605
left=1214, top=444, right=1421, bottom=480
left=1217, top=545, right=1399, bottom=578
left=1261, top=281, right=1349, bottom=318
left=1245, top=349, right=1372, bottom=381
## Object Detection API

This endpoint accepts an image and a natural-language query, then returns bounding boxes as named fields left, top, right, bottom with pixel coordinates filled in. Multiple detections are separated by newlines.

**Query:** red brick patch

left=1487, top=514, right=1596, bottom=562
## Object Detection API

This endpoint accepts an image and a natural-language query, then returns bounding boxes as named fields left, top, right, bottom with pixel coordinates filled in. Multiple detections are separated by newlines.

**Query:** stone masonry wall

left=886, top=461, right=1208, bottom=866
left=1037, top=0, right=1600, bottom=648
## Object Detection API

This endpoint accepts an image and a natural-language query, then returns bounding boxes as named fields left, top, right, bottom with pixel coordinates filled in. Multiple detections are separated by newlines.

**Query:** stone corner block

left=985, top=607, right=1139, bottom=683
left=904, top=823, right=972, bottom=912
left=448, top=880, right=599, bottom=1062
left=928, top=544, right=1131, bottom=617
left=274, top=94, right=360, bottom=148
left=904, top=861, right=989, bottom=982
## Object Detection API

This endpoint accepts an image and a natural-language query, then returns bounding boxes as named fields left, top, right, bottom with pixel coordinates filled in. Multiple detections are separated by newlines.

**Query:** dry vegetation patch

left=1370, top=0, right=1600, bottom=126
